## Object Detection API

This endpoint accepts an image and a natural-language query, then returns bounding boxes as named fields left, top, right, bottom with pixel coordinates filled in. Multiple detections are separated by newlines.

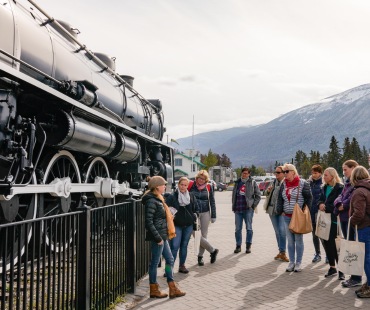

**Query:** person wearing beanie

left=143, top=176, right=186, bottom=299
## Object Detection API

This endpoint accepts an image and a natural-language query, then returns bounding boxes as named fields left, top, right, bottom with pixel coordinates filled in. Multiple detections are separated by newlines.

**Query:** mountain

left=176, top=84, right=370, bottom=168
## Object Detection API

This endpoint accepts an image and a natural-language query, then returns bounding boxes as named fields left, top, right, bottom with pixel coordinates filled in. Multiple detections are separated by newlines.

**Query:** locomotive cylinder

left=46, top=112, right=140, bottom=162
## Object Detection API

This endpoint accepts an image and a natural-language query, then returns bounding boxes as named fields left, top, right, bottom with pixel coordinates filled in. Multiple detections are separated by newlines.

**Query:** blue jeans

left=170, top=225, right=193, bottom=266
left=357, top=226, right=370, bottom=285
left=283, top=216, right=304, bottom=264
left=149, top=240, right=174, bottom=284
left=235, top=208, right=254, bottom=245
left=269, top=214, right=286, bottom=252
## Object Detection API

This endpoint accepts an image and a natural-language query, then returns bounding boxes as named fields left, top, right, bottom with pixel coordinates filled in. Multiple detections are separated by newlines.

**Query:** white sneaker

left=286, top=262, right=295, bottom=272
left=294, top=262, right=302, bottom=272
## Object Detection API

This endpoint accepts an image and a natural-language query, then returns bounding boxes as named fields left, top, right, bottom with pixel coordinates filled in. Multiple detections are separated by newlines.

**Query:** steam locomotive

left=0, top=1, right=174, bottom=229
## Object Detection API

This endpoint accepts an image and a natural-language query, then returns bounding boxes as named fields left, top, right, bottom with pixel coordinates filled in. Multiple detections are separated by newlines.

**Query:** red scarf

left=285, top=176, right=300, bottom=202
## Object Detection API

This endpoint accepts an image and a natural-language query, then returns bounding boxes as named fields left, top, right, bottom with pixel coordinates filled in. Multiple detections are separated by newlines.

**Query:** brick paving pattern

left=117, top=191, right=369, bottom=310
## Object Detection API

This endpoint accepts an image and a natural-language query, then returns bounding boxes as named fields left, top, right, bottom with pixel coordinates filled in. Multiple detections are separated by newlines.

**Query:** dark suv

left=216, top=182, right=227, bottom=192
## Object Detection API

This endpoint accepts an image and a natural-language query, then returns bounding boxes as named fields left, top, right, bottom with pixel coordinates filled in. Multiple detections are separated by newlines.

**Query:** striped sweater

left=276, top=179, right=312, bottom=215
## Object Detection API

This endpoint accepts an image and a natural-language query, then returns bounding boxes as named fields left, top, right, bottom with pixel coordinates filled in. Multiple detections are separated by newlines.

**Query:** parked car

left=209, top=180, right=217, bottom=191
left=216, top=182, right=227, bottom=192
left=258, top=180, right=273, bottom=195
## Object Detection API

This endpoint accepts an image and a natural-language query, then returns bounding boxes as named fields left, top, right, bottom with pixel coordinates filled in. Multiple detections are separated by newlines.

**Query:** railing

left=0, top=199, right=150, bottom=310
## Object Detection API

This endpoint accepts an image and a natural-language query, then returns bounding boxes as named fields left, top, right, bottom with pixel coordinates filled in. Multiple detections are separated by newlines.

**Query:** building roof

left=174, top=169, right=188, bottom=175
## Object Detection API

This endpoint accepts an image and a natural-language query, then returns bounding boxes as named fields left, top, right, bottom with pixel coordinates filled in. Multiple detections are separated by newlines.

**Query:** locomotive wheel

left=38, top=150, right=81, bottom=252
left=83, top=157, right=112, bottom=239
left=0, top=174, right=37, bottom=273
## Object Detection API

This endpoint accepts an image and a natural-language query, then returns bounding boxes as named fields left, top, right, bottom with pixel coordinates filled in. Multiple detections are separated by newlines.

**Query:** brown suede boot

left=150, top=283, right=168, bottom=298
left=168, top=281, right=186, bottom=298
left=280, top=252, right=289, bottom=262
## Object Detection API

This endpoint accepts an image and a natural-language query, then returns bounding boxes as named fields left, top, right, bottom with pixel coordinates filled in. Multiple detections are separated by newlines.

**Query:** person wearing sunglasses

left=264, top=166, right=288, bottom=262
left=276, top=164, right=312, bottom=272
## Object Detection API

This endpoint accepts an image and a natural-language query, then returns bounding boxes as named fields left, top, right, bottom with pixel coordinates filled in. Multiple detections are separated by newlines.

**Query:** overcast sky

left=34, top=0, right=370, bottom=140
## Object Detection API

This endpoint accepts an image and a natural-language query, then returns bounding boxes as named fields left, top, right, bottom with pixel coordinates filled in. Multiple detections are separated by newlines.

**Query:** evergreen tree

left=327, top=136, right=342, bottom=172
left=309, top=150, right=321, bottom=166
left=351, top=137, right=362, bottom=163
left=361, top=146, right=369, bottom=168
left=219, top=153, right=232, bottom=167
left=294, top=150, right=308, bottom=176
left=342, top=137, right=352, bottom=161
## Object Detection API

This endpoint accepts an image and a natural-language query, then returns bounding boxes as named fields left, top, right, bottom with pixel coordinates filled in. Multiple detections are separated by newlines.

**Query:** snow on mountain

left=177, top=83, right=370, bottom=167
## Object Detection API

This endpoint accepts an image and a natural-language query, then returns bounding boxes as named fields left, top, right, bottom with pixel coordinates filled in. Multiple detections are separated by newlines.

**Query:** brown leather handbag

left=288, top=183, right=313, bottom=234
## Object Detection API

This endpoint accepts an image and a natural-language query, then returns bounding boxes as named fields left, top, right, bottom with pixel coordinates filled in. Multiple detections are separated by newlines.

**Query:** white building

left=174, top=149, right=206, bottom=180
left=208, top=166, right=235, bottom=183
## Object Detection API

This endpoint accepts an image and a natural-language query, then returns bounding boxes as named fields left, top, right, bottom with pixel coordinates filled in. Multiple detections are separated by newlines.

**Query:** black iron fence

left=0, top=199, right=150, bottom=310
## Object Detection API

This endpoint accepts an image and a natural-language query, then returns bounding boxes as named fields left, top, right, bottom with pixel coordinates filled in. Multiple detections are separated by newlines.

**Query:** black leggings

left=322, top=222, right=338, bottom=267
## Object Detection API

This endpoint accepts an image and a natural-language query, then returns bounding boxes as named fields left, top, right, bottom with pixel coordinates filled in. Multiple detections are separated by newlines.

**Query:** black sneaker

left=324, top=267, right=337, bottom=278
left=210, top=249, right=219, bottom=263
left=198, top=256, right=204, bottom=266
left=312, top=253, right=321, bottom=263
left=234, top=246, right=241, bottom=253
left=338, top=272, right=345, bottom=281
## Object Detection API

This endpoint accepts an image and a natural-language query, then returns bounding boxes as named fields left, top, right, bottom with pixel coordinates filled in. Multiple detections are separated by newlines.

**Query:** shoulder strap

left=188, top=180, right=194, bottom=191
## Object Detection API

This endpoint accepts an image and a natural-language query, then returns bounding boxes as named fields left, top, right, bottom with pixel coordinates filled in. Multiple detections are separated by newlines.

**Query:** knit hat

left=148, top=176, right=167, bottom=190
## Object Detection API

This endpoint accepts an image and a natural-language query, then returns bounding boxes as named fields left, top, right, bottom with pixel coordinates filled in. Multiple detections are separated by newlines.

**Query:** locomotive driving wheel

left=83, top=157, right=112, bottom=239
left=0, top=174, right=37, bottom=273
left=38, top=150, right=81, bottom=252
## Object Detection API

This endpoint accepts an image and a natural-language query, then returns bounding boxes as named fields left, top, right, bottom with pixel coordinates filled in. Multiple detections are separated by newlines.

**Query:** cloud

left=273, top=82, right=344, bottom=103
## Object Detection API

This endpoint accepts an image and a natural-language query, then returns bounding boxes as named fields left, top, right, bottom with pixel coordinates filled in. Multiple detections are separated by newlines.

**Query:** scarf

left=158, top=194, right=176, bottom=240
left=285, top=176, right=300, bottom=202
left=178, top=190, right=191, bottom=206
left=195, top=180, right=207, bottom=190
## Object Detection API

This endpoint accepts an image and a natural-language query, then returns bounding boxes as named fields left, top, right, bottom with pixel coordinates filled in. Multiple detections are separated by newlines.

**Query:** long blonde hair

left=322, top=167, right=342, bottom=186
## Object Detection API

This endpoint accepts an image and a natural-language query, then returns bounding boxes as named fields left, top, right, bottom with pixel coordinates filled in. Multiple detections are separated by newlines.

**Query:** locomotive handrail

left=0, top=61, right=173, bottom=148
left=27, top=0, right=159, bottom=113
left=0, top=49, right=63, bottom=86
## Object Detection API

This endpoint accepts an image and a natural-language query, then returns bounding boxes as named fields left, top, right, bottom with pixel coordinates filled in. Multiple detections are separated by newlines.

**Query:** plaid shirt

left=235, top=181, right=247, bottom=212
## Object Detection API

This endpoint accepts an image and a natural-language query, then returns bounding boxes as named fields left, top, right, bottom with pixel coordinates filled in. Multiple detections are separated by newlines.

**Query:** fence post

left=76, top=195, right=91, bottom=309
left=127, top=192, right=137, bottom=293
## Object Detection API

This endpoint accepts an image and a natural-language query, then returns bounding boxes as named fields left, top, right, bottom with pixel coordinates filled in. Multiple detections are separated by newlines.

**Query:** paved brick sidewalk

left=117, top=191, right=369, bottom=310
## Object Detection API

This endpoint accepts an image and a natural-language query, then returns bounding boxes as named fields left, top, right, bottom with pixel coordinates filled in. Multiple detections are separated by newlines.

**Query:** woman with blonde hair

left=188, top=170, right=219, bottom=266
left=143, top=176, right=185, bottom=299
left=349, top=166, right=370, bottom=298
left=276, top=163, right=312, bottom=272
left=166, top=177, right=198, bottom=273
left=317, top=167, right=344, bottom=279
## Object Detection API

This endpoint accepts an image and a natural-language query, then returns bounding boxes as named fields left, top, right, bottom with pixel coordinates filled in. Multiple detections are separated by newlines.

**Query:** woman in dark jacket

left=188, top=170, right=218, bottom=266
left=349, top=166, right=370, bottom=298
left=166, top=177, right=198, bottom=273
left=143, top=176, right=185, bottom=299
left=317, top=167, right=344, bottom=279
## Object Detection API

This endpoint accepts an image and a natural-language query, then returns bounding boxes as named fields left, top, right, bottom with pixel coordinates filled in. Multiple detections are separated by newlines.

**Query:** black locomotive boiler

left=0, top=0, right=174, bottom=264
